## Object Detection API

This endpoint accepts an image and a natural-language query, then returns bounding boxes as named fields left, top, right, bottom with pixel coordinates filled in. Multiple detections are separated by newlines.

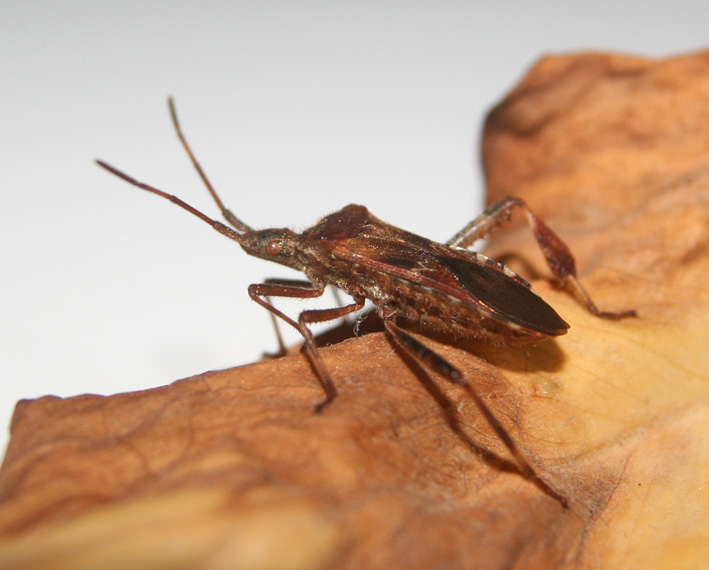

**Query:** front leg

left=248, top=282, right=365, bottom=412
left=447, top=196, right=637, bottom=319
left=260, top=278, right=323, bottom=356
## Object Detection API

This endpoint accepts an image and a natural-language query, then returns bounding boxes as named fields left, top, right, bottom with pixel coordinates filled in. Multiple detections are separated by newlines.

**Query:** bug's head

left=241, top=228, right=305, bottom=271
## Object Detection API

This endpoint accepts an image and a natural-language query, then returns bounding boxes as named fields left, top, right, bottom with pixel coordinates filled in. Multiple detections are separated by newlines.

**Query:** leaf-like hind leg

left=447, top=196, right=637, bottom=320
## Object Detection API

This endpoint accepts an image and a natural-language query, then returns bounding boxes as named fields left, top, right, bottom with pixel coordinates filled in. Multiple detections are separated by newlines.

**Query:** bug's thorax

left=297, top=205, right=416, bottom=297
left=298, top=205, right=372, bottom=289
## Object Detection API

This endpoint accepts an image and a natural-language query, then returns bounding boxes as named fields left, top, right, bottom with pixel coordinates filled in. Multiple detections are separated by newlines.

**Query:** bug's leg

left=296, top=297, right=366, bottom=412
left=249, top=283, right=365, bottom=413
left=266, top=309, right=288, bottom=357
left=380, top=307, right=568, bottom=507
left=447, top=196, right=637, bottom=320
left=331, top=287, right=347, bottom=310
left=261, top=279, right=322, bottom=357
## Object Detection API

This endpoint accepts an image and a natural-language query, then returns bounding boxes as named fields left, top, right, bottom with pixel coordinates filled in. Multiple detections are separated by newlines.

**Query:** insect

left=97, top=99, right=636, bottom=508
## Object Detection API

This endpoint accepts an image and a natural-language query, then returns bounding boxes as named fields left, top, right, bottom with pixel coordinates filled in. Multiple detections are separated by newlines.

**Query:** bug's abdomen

left=331, top=260, right=554, bottom=344
left=325, top=235, right=568, bottom=342
left=377, top=271, right=552, bottom=344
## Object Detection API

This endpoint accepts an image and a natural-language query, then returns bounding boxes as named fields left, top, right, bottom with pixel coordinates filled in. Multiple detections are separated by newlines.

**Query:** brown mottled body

left=97, top=99, right=636, bottom=507
left=298, top=204, right=567, bottom=344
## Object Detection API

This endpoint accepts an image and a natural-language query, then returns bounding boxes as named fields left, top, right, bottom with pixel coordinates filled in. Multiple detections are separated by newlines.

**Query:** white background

left=1, top=1, right=707, bottom=457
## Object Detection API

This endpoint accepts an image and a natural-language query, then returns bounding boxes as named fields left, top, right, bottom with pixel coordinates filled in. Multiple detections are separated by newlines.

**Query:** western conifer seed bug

left=97, top=99, right=637, bottom=508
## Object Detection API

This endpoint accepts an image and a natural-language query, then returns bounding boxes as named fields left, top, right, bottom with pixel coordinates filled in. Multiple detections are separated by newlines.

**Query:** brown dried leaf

left=0, top=51, right=707, bottom=570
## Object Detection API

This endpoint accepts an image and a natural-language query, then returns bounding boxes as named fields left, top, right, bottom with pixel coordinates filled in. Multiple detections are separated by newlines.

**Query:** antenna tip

left=95, top=159, right=113, bottom=173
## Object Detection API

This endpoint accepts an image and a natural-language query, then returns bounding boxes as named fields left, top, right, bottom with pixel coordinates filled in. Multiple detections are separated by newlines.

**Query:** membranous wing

left=332, top=235, right=569, bottom=336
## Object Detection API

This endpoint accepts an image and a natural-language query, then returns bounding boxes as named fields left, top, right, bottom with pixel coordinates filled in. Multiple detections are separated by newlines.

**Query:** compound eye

left=266, top=240, right=281, bottom=255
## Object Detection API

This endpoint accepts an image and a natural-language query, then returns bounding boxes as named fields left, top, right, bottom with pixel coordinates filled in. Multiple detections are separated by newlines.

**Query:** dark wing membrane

left=332, top=238, right=568, bottom=336
left=439, top=256, right=569, bottom=335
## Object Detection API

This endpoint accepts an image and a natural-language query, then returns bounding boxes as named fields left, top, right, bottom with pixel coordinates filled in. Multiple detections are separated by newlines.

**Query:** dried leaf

left=1, top=51, right=707, bottom=570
